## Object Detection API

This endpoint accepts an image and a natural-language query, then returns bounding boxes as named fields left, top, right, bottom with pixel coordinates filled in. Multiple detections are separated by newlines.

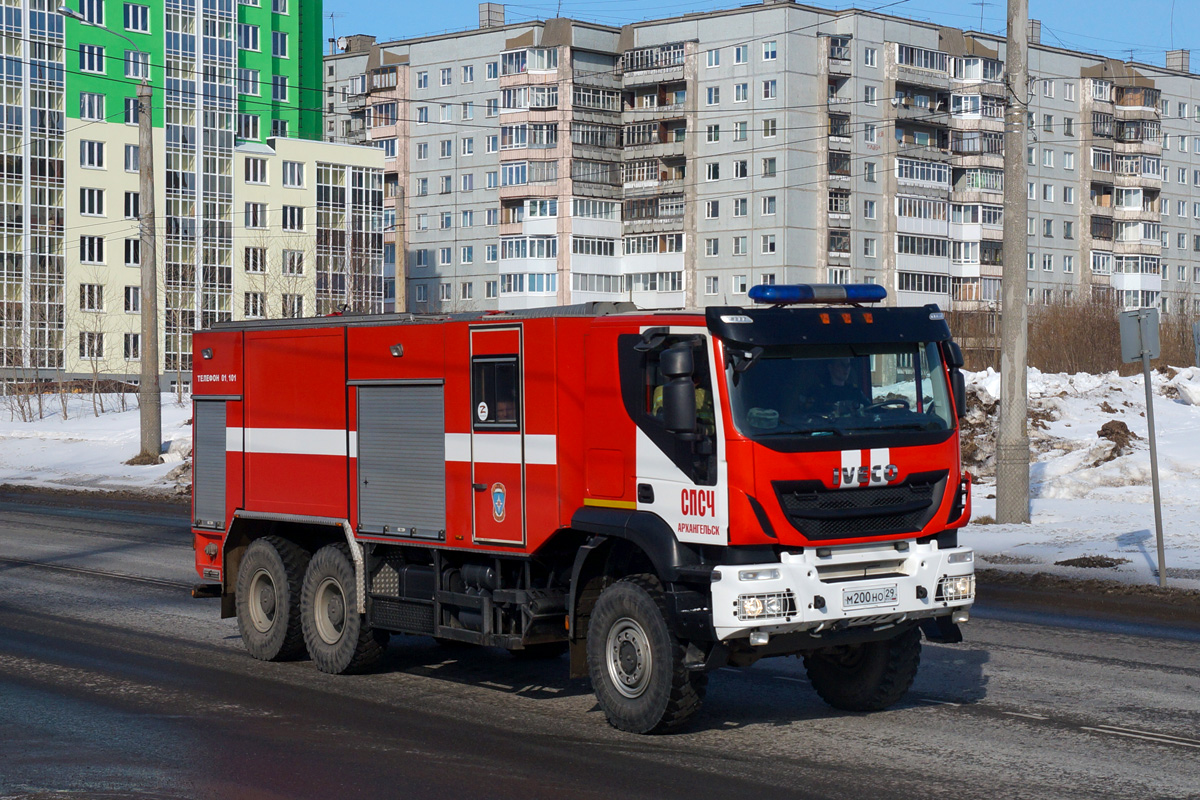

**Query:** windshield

left=725, top=342, right=953, bottom=439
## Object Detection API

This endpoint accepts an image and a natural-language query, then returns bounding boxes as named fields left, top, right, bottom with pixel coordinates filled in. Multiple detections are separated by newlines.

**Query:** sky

left=324, top=1, right=1198, bottom=68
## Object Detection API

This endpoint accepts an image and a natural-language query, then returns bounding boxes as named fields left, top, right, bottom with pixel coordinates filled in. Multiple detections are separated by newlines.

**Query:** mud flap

left=920, top=616, right=963, bottom=644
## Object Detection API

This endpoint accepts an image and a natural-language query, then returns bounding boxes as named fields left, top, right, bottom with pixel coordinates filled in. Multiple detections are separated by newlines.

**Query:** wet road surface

left=2, top=492, right=1199, bottom=799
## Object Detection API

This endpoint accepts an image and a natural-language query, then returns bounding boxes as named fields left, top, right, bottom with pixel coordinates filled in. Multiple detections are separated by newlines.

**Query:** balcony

left=621, top=43, right=686, bottom=87
left=828, top=42, right=852, bottom=76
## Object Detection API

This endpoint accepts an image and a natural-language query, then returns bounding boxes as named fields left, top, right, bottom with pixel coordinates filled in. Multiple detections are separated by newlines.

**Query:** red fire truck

left=191, top=284, right=975, bottom=733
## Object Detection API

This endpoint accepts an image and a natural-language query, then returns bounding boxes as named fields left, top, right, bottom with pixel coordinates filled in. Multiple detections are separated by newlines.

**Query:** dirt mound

left=1055, top=555, right=1131, bottom=569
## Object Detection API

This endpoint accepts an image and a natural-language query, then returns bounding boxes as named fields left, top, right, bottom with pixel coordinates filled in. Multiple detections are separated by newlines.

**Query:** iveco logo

left=833, top=464, right=900, bottom=487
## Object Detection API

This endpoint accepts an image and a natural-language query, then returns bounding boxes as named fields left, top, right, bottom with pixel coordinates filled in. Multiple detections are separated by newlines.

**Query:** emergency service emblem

left=491, top=483, right=507, bottom=522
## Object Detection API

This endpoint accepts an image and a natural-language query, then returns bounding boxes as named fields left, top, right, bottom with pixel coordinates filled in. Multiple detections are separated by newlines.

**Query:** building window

left=864, top=238, right=877, bottom=258
left=283, top=250, right=304, bottom=275
left=733, top=236, right=748, bottom=256
left=705, top=276, right=719, bottom=295
left=79, top=45, right=105, bottom=74
left=237, top=69, right=260, bottom=95
left=79, top=140, right=104, bottom=169
left=80, top=237, right=105, bottom=265
left=706, top=86, right=719, bottom=106
left=80, top=188, right=104, bottom=217
left=245, top=247, right=266, bottom=273
left=705, top=238, right=719, bottom=257
left=237, top=114, right=260, bottom=140
left=282, top=161, right=304, bottom=188
left=864, top=199, right=876, bottom=219
left=124, top=3, right=149, bottom=32
left=734, top=44, right=748, bottom=64
left=864, top=85, right=877, bottom=105
left=272, top=31, right=288, bottom=58
left=124, top=50, right=149, bottom=79
left=761, top=234, right=777, bottom=254
left=124, top=238, right=140, bottom=267
left=272, top=0, right=288, bottom=11
left=762, top=196, right=776, bottom=215
left=123, top=191, right=140, bottom=219
left=245, top=202, right=266, bottom=229
left=124, top=286, right=140, bottom=314
left=244, top=292, right=265, bottom=319
left=763, top=41, right=777, bottom=60
left=80, top=93, right=105, bottom=121
left=282, top=295, right=302, bottom=318
left=237, top=24, right=259, bottom=50
left=864, top=47, right=877, bottom=67
left=706, top=162, right=719, bottom=181
left=706, top=49, right=719, bottom=68
left=245, top=157, right=267, bottom=184
left=80, top=333, right=104, bottom=360
left=80, top=284, right=104, bottom=312
left=763, top=119, right=777, bottom=138
left=762, top=157, right=777, bottom=177
left=762, top=79, right=777, bottom=100
left=732, top=275, right=747, bottom=294
left=271, top=75, right=288, bottom=102
left=463, top=65, right=474, bottom=83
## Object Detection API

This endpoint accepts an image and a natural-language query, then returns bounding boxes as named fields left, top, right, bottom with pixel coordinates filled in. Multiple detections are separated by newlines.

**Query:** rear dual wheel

left=301, top=543, right=388, bottom=674
left=236, top=536, right=310, bottom=662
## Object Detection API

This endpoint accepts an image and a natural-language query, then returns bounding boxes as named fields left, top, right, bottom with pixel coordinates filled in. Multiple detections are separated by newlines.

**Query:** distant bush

left=947, top=296, right=1196, bottom=375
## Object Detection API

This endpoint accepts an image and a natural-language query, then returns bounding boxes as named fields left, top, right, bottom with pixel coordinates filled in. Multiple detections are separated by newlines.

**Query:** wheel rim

left=606, top=616, right=652, bottom=699
left=247, top=568, right=277, bottom=634
left=313, top=576, right=347, bottom=646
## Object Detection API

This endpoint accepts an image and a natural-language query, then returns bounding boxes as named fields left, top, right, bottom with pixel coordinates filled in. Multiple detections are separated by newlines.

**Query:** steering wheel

left=866, top=398, right=910, bottom=412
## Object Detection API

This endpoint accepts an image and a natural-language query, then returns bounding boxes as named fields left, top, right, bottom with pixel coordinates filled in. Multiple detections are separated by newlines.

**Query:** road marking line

left=1003, top=712, right=1049, bottom=720
left=918, top=699, right=960, bottom=706
left=1082, top=727, right=1200, bottom=750
left=1094, top=724, right=1200, bottom=747
left=773, top=676, right=808, bottom=683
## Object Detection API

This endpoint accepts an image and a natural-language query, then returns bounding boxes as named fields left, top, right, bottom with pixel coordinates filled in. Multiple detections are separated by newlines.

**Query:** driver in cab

left=808, top=356, right=867, bottom=414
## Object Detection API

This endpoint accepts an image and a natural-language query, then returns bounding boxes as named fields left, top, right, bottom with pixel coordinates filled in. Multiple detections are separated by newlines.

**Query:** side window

left=618, top=332, right=717, bottom=485
left=472, top=356, right=520, bottom=430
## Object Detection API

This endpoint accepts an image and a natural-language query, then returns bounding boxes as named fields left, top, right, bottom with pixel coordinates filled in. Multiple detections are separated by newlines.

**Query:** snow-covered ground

left=3, top=372, right=1200, bottom=589
left=0, top=392, right=192, bottom=493
left=963, top=367, right=1200, bottom=590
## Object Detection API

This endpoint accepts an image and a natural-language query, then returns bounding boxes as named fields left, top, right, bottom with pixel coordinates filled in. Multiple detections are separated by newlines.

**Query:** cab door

left=470, top=326, right=525, bottom=545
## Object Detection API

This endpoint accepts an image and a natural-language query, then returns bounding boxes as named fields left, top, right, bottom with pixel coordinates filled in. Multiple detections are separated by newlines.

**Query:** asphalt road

left=2, top=492, right=1199, bottom=800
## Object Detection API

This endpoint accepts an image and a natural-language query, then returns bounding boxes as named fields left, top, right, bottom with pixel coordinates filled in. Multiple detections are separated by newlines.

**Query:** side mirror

left=951, top=369, right=967, bottom=420
left=663, top=380, right=697, bottom=434
left=659, top=343, right=694, bottom=379
left=944, top=341, right=964, bottom=369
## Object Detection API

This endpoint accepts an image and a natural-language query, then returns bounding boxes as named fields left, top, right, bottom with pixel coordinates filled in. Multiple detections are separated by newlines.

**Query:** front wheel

left=803, top=625, right=922, bottom=711
left=586, top=575, right=705, bottom=734
left=301, top=544, right=388, bottom=674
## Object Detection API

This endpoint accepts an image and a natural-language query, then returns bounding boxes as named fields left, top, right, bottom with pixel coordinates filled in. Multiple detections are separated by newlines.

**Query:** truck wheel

left=586, top=574, right=706, bottom=734
left=803, top=625, right=922, bottom=712
left=301, top=544, right=388, bottom=675
left=235, top=535, right=309, bottom=662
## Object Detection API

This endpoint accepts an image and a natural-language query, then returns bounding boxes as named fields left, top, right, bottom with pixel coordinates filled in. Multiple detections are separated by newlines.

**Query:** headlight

left=947, top=550, right=974, bottom=564
left=738, top=568, right=780, bottom=581
left=936, top=574, right=975, bottom=602
left=736, top=591, right=797, bottom=621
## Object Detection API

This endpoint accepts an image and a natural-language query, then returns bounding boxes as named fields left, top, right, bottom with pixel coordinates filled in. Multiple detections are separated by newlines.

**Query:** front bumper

left=710, top=541, right=974, bottom=641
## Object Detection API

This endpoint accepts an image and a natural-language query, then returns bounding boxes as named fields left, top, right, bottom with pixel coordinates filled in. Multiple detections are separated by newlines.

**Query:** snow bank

left=0, top=392, right=192, bottom=493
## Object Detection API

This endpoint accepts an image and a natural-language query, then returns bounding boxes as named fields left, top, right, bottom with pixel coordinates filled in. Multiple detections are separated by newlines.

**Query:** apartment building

left=2, top=0, right=385, bottom=383
left=326, top=2, right=1200, bottom=317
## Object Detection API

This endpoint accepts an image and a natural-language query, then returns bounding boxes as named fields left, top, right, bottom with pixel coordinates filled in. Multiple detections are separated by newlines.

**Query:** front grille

left=774, top=470, right=947, bottom=540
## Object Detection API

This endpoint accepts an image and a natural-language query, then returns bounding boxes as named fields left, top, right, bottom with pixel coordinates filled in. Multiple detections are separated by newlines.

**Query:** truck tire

left=301, top=543, right=388, bottom=675
left=235, top=535, right=310, bottom=662
left=803, top=625, right=922, bottom=712
left=586, top=574, right=706, bottom=734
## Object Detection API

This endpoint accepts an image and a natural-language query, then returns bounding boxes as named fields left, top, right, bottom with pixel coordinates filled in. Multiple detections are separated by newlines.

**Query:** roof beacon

left=748, top=283, right=888, bottom=306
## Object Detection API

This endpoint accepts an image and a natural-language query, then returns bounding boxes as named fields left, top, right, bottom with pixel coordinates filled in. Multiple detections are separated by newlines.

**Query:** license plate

left=842, top=584, right=898, bottom=610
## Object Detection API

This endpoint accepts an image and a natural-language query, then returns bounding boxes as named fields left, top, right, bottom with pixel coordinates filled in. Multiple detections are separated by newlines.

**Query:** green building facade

left=1, top=0, right=323, bottom=377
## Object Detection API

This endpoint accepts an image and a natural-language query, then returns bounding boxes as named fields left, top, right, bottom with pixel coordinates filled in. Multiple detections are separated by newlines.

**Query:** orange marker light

left=863, top=313, right=874, bottom=323
left=841, top=313, right=853, bottom=324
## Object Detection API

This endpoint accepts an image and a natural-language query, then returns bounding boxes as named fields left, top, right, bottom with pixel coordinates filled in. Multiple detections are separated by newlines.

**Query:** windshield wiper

left=759, top=426, right=845, bottom=437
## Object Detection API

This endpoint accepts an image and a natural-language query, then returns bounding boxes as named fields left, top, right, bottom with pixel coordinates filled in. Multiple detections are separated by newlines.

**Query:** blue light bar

left=748, top=283, right=888, bottom=306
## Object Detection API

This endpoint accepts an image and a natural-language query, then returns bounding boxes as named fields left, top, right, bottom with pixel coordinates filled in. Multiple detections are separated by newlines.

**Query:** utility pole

left=57, top=6, right=161, bottom=461
left=997, top=0, right=1030, bottom=523
left=137, top=79, right=161, bottom=462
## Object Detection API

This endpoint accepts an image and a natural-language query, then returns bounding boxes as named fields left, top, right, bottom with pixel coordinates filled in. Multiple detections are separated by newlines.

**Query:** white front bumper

left=710, top=541, right=974, bottom=641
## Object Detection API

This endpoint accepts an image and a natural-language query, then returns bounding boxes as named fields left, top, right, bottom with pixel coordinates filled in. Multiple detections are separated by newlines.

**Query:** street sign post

left=1119, top=308, right=1166, bottom=587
